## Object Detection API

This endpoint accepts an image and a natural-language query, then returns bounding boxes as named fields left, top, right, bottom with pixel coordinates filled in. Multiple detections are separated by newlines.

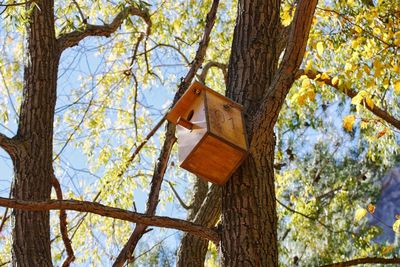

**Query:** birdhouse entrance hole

left=187, top=110, right=194, bottom=121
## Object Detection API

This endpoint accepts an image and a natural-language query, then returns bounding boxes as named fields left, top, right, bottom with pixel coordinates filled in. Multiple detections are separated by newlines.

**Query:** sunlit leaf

left=382, top=245, right=393, bottom=255
left=367, top=204, right=375, bottom=214
left=316, top=42, right=324, bottom=56
left=394, top=80, right=400, bottom=95
left=393, top=219, right=400, bottom=233
left=354, top=208, right=367, bottom=222
left=343, top=115, right=356, bottom=132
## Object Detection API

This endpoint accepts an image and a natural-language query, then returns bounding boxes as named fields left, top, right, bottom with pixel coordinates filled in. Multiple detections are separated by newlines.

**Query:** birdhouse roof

left=167, top=81, right=243, bottom=124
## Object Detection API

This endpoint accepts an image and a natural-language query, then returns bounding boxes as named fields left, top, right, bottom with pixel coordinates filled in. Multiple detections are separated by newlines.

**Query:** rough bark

left=177, top=184, right=221, bottom=267
left=221, top=1, right=281, bottom=266
left=221, top=0, right=317, bottom=266
left=11, top=1, right=59, bottom=266
left=176, top=180, right=209, bottom=267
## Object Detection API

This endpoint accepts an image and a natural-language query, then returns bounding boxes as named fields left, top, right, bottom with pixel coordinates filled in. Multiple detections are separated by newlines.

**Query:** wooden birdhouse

left=167, top=81, right=248, bottom=185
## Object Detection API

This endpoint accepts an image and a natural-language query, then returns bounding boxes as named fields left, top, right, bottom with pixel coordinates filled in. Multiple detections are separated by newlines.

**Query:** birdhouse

left=167, top=81, right=248, bottom=185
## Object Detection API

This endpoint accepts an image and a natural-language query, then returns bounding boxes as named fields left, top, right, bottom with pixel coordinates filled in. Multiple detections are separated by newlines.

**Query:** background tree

left=0, top=0, right=400, bottom=266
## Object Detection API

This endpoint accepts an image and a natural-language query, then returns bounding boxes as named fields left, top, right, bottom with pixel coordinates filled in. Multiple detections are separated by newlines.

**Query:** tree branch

left=251, top=0, right=318, bottom=141
left=271, top=0, right=318, bottom=101
left=198, top=61, right=227, bottom=85
left=0, top=133, right=17, bottom=156
left=297, top=69, right=400, bottom=130
left=0, top=197, right=219, bottom=243
left=277, top=198, right=353, bottom=235
left=71, top=0, right=86, bottom=23
left=320, top=257, right=400, bottom=267
left=57, top=5, right=151, bottom=51
left=167, top=181, right=191, bottom=210
left=0, top=185, right=12, bottom=234
left=113, top=0, right=220, bottom=265
left=177, top=184, right=220, bottom=266
left=51, top=176, right=75, bottom=267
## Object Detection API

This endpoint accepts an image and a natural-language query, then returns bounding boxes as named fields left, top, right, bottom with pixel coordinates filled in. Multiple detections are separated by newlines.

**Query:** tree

left=0, top=0, right=400, bottom=266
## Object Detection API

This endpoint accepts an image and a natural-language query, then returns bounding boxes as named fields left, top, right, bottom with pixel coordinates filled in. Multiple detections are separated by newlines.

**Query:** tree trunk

left=11, top=1, right=59, bottom=266
left=222, top=0, right=282, bottom=266
left=177, top=183, right=221, bottom=267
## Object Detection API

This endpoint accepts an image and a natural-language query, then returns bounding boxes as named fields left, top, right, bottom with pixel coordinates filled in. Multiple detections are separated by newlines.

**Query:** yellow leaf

left=363, top=65, right=371, bottom=75
left=373, top=27, right=381, bottom=36
left=297, top=94, right=307, bottom=106
left=393, top=219, right=400, bottom=233
left=296, top=89, right=316, bottom=106
left=281, top=8, right=292, bottom=26
left=366, top=96, right=374, bottom=109
left=343, top=115, right=356, bottom=132
left=396, top=214, right=400, bottom=220
left=394, top=80, right=400, bottom=95
left=332, top=76, right=339, bottom=86
left=305, top=60, right=313, bottom=72
left=382, top=245, right=393, bottom=255
left=374, top=68, right=383, bottom=77
left=351, top=91, right=368, bottom=105
left=360, top=121, right=369, bottom=129
left=377, top=128, right=388, bottom=138
left=345, top=63, right=353, bottom=72
left=373, top=59, right=382, bottom=69
left=383, top=78, right=389, bottom=89
left=302, top=78, right=311, bottom=88
left=321, top=72, right=330, bottom=80
left=306, top=88, right=316, bottom=102
left=354, top=208, right=367, bottom=222
left=367, top=204, right=375, bottom=214
left=316, top=42, right=324, bottom=56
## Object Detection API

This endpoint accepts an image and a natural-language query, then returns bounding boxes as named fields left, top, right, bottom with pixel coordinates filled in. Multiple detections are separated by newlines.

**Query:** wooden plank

left=206, top=91, right=247, bottom=150
left=176, top=91, right=207, bottom=163
left=181, top=134, right=246, bottom=185
left=166, top=82, right=205, bottom=124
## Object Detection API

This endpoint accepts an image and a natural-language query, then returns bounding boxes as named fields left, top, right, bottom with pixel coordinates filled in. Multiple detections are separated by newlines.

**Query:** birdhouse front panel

left=167, top=81, right=249, bottom=185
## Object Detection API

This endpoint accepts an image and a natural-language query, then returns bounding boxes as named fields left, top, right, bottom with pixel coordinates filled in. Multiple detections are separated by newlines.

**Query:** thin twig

left=320, top=257, right=400, bottom=267
left=198, top=61, right=227, bottom=85
left=67, top=114, right=167, bottom=241
left=71, top=0, right=86, bottom=23
left=0, top=183, right=12, bottom=234
left=277, top=198, right=353, bottom=235
left=317, top=7, right=396, bottom=48
left=51, top=175, right=75, bottom=267
left=53, top=96, right=94, bottom=161
left=167, top=181, right=191, bottom=210
left=58, top=5, right=151, bottom=50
